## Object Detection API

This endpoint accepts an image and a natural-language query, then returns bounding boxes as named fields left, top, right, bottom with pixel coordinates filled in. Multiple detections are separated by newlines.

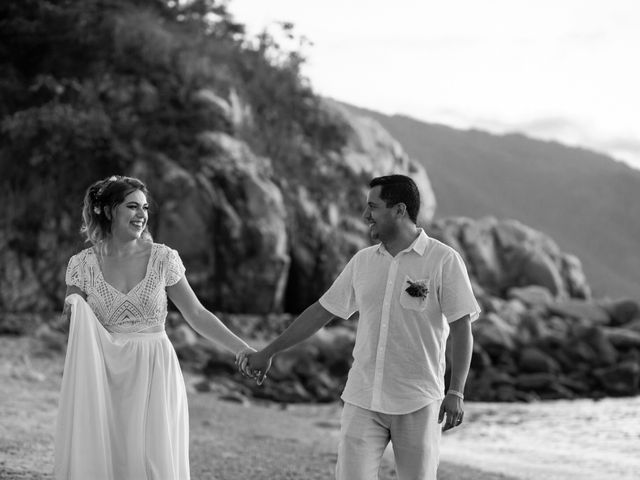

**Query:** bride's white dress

left=55, top=244, right=190, bottom=480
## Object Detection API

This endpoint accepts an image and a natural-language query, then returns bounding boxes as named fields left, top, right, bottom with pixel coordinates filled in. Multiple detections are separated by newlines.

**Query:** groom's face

left=363, top=186, right=396, bottom=241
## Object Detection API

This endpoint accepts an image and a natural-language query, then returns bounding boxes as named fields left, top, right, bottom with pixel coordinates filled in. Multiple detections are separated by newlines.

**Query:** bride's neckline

left=92, top=244, right=155, bottom=296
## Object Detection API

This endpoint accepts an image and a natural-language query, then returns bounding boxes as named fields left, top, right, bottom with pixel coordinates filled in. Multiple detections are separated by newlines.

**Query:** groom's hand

left=438, top=394, right=464, bottom=431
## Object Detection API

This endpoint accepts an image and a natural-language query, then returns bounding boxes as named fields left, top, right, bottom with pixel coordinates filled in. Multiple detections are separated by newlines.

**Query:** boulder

left=324, top=100, right=436, bottom=224
left=501, top=299, right=528, bottom=323
left=428, top=217, right=591, bottom=300
left=547, top=300, right=610, bottom=324
left=573, top=326, right=618, bottom=366
left=465, top=366, right=514, bottom=401
left=594, top=361, right=640, bottom=396
left=494, top=219, right=566, bottom=295
left=545, top=315, right=571, bottom=337
left=515, top=372, right=558, bottom=390
left=600, top=299, right=640, bottom=326
left=482, top=367, right=516, bottom=386
left=518, top=248, right=565, bottom=297
left=517, top=311, right=552, bottom=344
left=458, top=218, right=504, bottom=289
left=601, top=327, right=640, bottom=349
left=470, top=343, right=492, bottom=370
left=473, top=313, right=518, bottom=353
left=518, top=347, right=561, bottom=374
left=561, top=254, right=591, bottom=299
left=557, top=374, right=592, bottom=395
left=512, top=372, right=575, bottom=399
left=624, top=318, right=640, bottom=333
left=312, top=327, right=355, bottom=377
left=507, top=285, right=554, bottom=307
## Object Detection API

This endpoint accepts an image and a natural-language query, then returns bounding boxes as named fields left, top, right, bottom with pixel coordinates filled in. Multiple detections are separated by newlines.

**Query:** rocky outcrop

left=467, top=293, right=640, bottom=400
left=169, top=290, right=640, bottom=404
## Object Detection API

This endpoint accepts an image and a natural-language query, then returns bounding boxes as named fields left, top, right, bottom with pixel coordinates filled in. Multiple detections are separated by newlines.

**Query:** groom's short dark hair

left=370, top=175, right=420, bottom=224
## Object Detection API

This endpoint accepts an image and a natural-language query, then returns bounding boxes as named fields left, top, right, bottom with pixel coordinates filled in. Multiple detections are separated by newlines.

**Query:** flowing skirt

left=55, top=294, right=190, bottom=480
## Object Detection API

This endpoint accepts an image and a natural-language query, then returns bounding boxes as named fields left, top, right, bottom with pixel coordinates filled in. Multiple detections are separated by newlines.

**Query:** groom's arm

left=439, top=314, right=473, bottom=431
left=447, top=314, right=473, bottom=393
left=240, top=301, right=335, bottom=381
left=264, top=301, right=335, bottom=357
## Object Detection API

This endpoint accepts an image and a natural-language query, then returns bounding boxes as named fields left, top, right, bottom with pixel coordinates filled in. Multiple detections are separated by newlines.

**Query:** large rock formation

left=0, top=95, right=436, bottom=315
left=140, top=95, right=436, bottom=314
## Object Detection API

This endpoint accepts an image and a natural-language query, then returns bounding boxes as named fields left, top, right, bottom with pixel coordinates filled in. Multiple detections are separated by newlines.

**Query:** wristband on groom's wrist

left=447, top=389, right=464, bottom=399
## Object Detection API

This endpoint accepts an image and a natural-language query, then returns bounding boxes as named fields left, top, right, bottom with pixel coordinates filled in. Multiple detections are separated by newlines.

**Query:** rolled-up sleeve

left=319, top=256, right=358, bottom=320
left=439, top=251, right=481, bottom=323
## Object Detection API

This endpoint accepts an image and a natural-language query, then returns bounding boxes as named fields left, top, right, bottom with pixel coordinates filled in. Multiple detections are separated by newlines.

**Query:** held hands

left=235, top=348, right=272, bottom=385
left=234, top=347, right=256, bottom=378
left=438, top=392, right=465, bottom=432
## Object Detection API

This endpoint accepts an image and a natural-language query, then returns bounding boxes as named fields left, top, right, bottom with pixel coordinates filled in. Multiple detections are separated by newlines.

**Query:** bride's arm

left=65, top=285, right=86, bottom=300
left=167, top=277, right=252, bottom=356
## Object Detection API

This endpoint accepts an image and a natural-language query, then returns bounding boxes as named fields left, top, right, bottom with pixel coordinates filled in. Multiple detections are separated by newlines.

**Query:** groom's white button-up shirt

left=319, top=229, right=481, bottom=414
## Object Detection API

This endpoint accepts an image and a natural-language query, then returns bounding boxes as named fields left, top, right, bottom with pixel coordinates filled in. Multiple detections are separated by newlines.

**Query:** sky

left=227, top=0, right=640, bottom=170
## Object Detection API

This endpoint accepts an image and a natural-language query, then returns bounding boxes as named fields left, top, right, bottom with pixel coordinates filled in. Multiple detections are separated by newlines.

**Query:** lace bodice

left=65, top=243, right=185, bottom=333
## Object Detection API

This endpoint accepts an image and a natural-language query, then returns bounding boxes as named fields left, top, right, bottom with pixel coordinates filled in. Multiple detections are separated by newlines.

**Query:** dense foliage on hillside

left=1, top=0, right=344, bottom=235
left=0, top=0, right=362, bottom=311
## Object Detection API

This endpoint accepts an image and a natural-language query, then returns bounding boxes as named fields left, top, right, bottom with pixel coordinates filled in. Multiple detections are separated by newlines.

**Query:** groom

left=239, top=174, right=480, bottom=480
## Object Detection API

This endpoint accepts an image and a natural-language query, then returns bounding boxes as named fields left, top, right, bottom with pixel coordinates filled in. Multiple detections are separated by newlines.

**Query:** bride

left=55, top=175, right=256, bottom=479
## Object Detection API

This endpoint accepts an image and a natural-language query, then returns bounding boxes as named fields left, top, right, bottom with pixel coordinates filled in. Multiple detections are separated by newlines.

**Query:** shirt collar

left=376, top=228, right=429, bottom=256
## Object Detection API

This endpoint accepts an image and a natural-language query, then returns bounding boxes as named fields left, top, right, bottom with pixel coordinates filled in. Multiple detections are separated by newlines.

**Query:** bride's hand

left=235, top=347, right=257, bottom=377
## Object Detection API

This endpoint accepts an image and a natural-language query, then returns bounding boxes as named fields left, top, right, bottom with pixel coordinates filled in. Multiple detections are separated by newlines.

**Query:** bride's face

left=109, top=190, right=149, bottom=240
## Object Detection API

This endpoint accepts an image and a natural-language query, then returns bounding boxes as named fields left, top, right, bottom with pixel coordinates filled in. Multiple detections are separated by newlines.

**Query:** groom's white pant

left=335, top=402, right=441, bottom=480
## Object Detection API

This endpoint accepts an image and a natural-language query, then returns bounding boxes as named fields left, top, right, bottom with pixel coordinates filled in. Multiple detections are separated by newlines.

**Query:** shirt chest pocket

left=399, top=275, right=430, bottom=312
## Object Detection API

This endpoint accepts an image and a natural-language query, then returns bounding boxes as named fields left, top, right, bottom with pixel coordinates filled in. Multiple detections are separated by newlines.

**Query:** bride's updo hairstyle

left=81, top=175, right=152, bottom=246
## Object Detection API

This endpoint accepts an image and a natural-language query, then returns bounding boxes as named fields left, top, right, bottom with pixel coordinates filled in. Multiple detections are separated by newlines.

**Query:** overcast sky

left=228, top=0, right=640, bottom=170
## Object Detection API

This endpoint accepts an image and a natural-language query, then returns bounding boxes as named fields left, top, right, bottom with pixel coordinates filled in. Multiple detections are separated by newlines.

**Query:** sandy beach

left=3, top=335, right=638, bottom=479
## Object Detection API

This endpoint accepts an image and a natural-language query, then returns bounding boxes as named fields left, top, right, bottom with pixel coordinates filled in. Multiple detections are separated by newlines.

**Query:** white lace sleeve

left=166, top=248, right=186, bottom=286
left=65, top=254, right=84, bottom=290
